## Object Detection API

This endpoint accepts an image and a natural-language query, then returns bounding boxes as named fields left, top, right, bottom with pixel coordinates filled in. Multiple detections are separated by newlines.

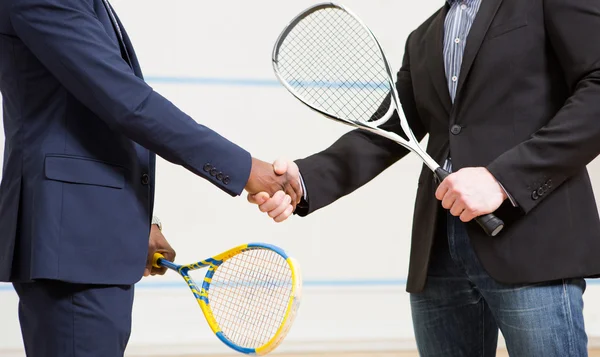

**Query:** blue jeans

left=410, top=214, right=587, bottom=357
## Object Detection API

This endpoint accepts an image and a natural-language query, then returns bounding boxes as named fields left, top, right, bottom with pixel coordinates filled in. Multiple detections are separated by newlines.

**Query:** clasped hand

left=245, top=158, right=302, bottom=222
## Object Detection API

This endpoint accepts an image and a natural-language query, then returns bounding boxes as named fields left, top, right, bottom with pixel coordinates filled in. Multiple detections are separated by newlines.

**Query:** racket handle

left=152, top=252, right=165, bottom=268
left=474, top=213, right=504, bottom=237
left=434, top=168, right=505, bottom=237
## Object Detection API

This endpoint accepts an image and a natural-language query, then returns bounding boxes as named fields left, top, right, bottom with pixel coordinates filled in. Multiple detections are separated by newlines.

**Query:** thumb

left=273, top=158, right=289, bottom=176
left=248, top=191, right=270, bottom=205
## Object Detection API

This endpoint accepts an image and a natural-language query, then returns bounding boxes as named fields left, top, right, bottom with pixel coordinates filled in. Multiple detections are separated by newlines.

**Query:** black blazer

left=294, top=0, right=600, bottom=293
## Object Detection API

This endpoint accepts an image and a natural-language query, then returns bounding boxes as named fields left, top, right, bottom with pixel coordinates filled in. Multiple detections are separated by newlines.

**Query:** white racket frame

left=271, top=2, right=505, bottom=237
left=272, top=2, right=440, bottom=172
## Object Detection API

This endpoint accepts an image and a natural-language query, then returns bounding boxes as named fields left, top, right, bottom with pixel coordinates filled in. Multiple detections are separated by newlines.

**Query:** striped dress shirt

left=442, top=0, right=482, bottom=172
left=442, top=0, right=516, bottom=205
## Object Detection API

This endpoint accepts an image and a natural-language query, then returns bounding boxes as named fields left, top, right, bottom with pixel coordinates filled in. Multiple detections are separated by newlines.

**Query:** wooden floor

left=189, top=350, right=600, bottom=357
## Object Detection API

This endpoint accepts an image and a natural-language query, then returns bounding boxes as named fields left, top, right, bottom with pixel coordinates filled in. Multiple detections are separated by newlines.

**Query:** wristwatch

left=151, top=215, right=162, bottom=231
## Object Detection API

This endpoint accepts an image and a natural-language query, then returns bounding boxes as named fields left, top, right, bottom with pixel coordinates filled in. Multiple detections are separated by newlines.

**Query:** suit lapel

left=455, top=0, right=503, bottom=102
left=426, top=6, right=452, bottom=116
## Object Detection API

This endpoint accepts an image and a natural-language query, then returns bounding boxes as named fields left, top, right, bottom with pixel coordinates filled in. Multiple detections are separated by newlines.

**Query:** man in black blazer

left=251, top=0, right=600, bottom=355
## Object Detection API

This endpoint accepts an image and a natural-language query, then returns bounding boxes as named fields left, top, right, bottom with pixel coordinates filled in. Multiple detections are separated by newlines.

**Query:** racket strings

left=275, top=7, right=392, bottom=124
left=219, top=250, right=291, bottom=347
left=206, top=248, right=293, bottom=349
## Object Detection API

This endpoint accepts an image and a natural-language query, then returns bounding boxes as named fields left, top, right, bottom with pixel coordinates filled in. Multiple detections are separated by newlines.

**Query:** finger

left=449, top=199, right=466, bottom=217
left=459, top=209, right=477, bottom=223
left=268, top=195, right=292, bottom=218
left=283, top=181, right=298, bottom=209
left=144, top=268, right=150, bottom=277
left=441, top=191, right=457, bottom=210
left=151, top=266, right=167, bottom=276
left=150, top=249, right=174, bottom=275
left=273, top=158, right=289, bottom=175
left=274, top=204, right=294, bottom=223
left=164, top=248, right=176, bottom=263
left=259, top=191, right=286, bottom=212
left=435, top=181, right=450, bottom=201
left=248, top=192, right=269, bottom=205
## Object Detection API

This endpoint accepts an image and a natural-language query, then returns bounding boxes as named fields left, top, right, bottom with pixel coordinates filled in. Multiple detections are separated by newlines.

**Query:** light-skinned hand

left=435, top=167, right=507, bottom=222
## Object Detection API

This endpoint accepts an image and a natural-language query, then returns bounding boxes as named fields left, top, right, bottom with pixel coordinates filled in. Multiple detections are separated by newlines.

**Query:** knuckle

left=461, top=198, right=470, bottom=208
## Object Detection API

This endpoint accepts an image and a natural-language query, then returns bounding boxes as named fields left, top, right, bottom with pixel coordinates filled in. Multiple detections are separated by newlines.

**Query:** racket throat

left=434, top=167, right=450, bottom=185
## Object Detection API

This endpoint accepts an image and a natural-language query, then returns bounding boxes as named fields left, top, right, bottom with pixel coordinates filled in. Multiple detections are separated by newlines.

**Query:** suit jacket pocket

left=487, top=17, right=528, bottom=39
left=44, top=155, right=125, bottom=189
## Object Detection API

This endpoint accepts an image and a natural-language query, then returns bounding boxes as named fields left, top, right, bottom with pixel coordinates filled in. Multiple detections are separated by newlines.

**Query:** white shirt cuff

left=498, top=182, right=518, bottom=207
left=299, top=173, right=308, bottom=202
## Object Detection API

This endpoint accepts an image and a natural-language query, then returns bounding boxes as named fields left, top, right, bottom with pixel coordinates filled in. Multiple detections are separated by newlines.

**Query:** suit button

left=216, top=172, right=224, bottom=181
left=543, top=184, right=549, bottom=192
left=450, top=124, right=462, bottom=135
left=537, top=187, right=544, bottom=196
left=141, top=174, right=150, bottom=185
left=532, top=190, right=539, bottom=200
left=203, top=164, right=212, bottom=172
left=223, top=176, right=231, bottom=185
left=209, top=168, right=218, bottom=177
left=547, top=179, right=553, bottom=188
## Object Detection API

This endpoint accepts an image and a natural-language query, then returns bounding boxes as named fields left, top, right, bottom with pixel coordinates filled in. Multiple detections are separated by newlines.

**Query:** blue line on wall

left=2, top=75, right=599, bottom=293
left=145, top=76, right=281, bottom=87
left=0, top=279, right=406, bottom=292
left=131, top=279, right=409, bottom=289
left=145, top=76, right=389, bottom=89
left=2, top=279, right=600, bottom=292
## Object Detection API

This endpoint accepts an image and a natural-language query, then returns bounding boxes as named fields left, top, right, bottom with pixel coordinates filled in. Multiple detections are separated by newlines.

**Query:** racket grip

left=152, top=252, right=165, bottom=269
left=474, top=213, right=504, bottom=237
left=434, top=168, right=505, bottom=237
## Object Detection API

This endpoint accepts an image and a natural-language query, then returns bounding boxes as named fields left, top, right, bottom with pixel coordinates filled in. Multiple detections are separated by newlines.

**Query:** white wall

left=2, top=1, right=600, bottom=355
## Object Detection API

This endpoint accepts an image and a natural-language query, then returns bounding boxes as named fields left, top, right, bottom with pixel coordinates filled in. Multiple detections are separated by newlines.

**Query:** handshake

left=244, top=158, right=301, bottom=223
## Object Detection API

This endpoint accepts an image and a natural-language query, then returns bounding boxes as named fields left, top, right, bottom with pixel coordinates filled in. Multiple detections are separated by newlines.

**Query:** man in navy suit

left=0, top=0, right=300, bottom=356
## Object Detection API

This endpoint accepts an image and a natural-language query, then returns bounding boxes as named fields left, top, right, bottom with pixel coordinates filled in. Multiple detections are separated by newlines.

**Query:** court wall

left=2, top=1, right=600, bottom=355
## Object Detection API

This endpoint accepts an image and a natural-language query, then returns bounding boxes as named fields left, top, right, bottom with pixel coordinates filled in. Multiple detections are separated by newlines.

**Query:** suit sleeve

left=9, top=0, right=251, bottom=196
left=487, top=0, right=600, bottom=213
left=294, top=33, right=427, bottom=216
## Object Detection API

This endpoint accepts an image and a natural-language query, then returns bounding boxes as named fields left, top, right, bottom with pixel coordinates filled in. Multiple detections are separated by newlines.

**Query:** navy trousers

left=13, top=280, right=134, bottom=357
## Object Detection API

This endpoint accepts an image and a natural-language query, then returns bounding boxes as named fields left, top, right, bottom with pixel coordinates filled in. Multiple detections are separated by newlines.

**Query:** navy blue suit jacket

left=0, top=0, right=252, bottom=284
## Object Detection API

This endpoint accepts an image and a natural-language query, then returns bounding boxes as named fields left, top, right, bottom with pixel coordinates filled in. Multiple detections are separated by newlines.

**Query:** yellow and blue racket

left=152, top=242, right=302, bottom=355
